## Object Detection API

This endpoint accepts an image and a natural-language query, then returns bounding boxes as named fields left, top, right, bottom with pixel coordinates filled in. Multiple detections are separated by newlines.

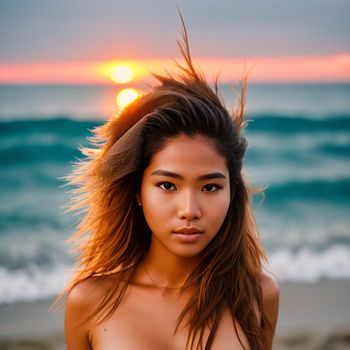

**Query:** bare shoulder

left=66, top=274, right=119, bottom=321
left=66, top=275, right=111, bottom=308
left=260, top=270, right=280, bottom=304
left=260, top=270, right=280, bottom=349
left=65, top=275, right=117, bottom=349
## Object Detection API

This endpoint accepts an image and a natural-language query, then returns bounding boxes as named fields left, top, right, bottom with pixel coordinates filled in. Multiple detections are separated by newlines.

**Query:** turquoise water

left=0, top=84, right=349, bottom=303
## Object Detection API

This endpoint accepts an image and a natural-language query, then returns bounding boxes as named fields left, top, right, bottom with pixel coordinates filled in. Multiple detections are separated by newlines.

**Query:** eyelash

left=202, top=184, right=222, bottom=192
left=157, top=182, right=222, bottom=192
left=158, top=182, right=176, bottom=191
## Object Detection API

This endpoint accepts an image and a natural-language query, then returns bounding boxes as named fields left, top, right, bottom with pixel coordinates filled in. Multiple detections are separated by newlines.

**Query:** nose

left=177, top=190, right=202, bottom=221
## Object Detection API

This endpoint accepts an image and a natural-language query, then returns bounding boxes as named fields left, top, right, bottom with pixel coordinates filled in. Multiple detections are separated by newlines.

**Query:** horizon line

left=0, top=54, right=349, bottom=84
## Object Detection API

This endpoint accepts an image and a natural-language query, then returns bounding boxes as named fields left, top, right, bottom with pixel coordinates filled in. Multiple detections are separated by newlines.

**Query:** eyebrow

left=151, top=169, right=227, bottom=180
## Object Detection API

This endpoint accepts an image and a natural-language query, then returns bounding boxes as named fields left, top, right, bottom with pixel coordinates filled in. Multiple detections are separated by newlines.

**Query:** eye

left=202, top=184, right=222, bottom=192
left=158, top=182, right=176, bottom=191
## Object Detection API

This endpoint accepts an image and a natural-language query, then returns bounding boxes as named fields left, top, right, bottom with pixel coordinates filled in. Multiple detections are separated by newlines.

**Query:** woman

left=63, top=19, right=279, bottom=350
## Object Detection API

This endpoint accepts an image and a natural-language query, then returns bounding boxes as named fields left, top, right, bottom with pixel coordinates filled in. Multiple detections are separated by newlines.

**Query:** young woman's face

left=140, top=134, right=231, bottom=259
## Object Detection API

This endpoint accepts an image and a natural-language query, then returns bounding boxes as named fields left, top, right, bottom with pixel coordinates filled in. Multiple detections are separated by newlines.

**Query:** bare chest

left=90, top=287, right=250, bottom=350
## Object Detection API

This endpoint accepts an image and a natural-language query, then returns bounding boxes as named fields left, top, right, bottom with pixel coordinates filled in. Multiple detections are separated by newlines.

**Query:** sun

left=99, top=60, right=148, bottom=84
left=110, top=65, right=134, bottom=84
left=116, top=88, right=139, bottom=110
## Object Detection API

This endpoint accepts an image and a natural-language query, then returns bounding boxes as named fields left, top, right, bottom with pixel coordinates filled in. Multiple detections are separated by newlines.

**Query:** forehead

left=146, top=135, right=229, bottom=176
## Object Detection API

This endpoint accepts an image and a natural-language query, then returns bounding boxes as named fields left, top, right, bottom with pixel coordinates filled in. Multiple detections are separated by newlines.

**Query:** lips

left=172, top=227, right=203, bottom=242
left=173, top=227, right=203, bottom=235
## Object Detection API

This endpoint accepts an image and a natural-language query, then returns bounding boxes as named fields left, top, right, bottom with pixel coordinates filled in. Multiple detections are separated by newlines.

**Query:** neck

left=142, top=245, right=200, bottom=290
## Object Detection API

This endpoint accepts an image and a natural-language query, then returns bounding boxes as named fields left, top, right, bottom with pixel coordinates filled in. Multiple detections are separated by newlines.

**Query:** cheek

left=207, top=193, right=230, bottom=227
left=140, top=184, right=170, bottom=227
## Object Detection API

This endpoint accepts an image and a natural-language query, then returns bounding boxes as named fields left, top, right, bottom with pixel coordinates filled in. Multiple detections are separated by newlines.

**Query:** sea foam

left=1, top=246, right=350, bottom=304
left=268, top=245, right=350, bottom=282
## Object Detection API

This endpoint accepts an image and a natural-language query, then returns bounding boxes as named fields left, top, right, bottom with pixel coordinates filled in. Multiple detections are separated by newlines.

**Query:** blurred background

left=0, top=1, right=349, bottom=349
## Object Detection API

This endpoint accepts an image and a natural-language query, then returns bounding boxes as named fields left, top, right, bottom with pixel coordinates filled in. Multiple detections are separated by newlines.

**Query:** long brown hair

left=62, top=13, right=269, bottom=350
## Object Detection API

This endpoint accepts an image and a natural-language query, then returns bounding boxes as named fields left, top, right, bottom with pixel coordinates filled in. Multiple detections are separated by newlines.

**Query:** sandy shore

left=0, top=297, right=64, bottom=350
left=0, top=279, right=349, bottom=349
left=275, top=279, right=350, bottom=350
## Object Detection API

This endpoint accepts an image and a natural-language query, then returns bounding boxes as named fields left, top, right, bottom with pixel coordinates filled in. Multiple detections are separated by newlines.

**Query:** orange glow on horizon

left=0, top=54, right=349, bottom=84
left=99, top=60, right=147, bottom=84
left=110, top=65, right=134, bottom=83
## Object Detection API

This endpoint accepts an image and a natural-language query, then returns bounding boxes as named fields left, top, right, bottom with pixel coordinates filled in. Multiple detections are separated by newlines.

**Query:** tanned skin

left=65, top=136, right=279, bottom=349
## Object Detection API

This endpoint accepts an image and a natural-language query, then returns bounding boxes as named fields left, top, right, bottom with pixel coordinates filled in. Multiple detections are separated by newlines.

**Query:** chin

left=168, top=246, right=207, bottom=259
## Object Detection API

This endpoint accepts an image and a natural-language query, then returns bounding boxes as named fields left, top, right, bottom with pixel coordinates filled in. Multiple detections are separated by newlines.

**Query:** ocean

left=0, top=83, right=349, bottom=304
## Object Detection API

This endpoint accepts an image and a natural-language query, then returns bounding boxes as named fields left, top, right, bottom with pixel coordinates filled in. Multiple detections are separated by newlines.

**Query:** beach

left=0, top=279, right=349, bottom=349
left=275, top=279, right=350, bottom=349
left=0, top=85, right=349, bottom=348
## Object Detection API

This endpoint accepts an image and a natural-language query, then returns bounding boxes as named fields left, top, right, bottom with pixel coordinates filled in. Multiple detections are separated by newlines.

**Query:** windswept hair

left=61, top=14, right=270, bottom=350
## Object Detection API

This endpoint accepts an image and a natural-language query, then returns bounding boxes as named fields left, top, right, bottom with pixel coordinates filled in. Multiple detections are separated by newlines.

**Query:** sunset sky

left=0, top=0, right=349, bottom=84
